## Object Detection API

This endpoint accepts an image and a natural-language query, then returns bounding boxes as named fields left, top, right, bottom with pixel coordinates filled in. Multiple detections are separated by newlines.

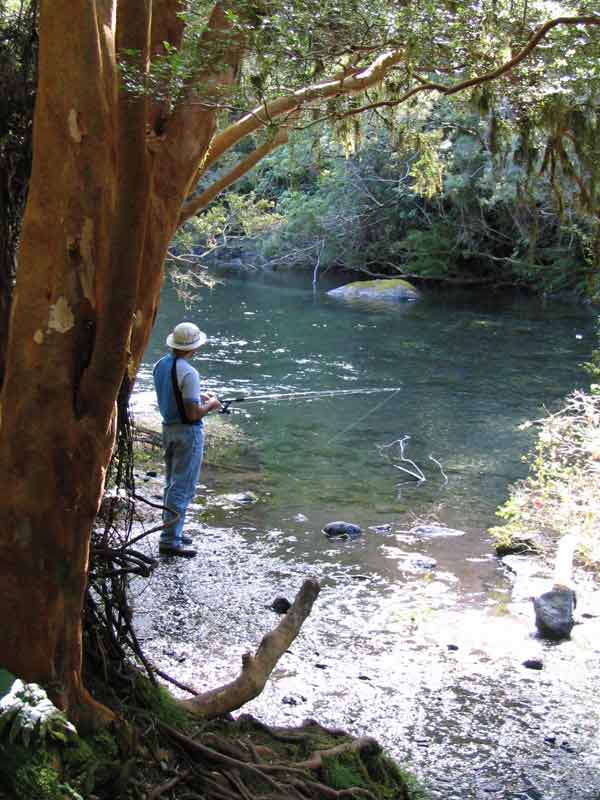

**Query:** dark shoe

left=161, top=533, right=193, bottom=545
left=159, top=541, right=197, bottom=558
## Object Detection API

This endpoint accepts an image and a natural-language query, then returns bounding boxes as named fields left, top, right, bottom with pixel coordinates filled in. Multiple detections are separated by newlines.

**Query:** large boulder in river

left=533, top=586, right=576, bottom=640
left=327, top=278, right=420, bottom=303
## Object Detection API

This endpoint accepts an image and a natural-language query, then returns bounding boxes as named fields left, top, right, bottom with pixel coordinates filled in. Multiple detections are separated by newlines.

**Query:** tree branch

left=180, top=579, right=320, bottom=717
left=202, top=50, right=407, bottom=171
left=195, top=14, right=599, bottom=185
left=179, top=125, right=291, bottom=223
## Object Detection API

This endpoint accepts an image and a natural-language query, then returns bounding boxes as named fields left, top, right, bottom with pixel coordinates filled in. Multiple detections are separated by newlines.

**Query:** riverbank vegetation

left=490, top=389, right=600, bottom=571
left=173, top=91, right=600, bottom=297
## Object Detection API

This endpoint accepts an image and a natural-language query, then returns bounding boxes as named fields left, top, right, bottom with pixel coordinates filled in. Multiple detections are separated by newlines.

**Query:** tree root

left=180, top=578, right=320, bottom=717
left=153, top=717, right=404, bottom=800
left=146, top=770, right=189, bottom=800
left=296, top=737, right=382, bottom=770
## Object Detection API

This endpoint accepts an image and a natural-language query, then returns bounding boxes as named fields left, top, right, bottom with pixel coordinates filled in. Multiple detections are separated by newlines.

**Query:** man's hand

left=204, top=396, right=223, bottom=413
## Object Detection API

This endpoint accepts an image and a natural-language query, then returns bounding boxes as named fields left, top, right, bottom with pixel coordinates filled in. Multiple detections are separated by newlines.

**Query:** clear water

left=136, top=275, right=594, bottom=551
left=133, top=273, right=600, bottom=799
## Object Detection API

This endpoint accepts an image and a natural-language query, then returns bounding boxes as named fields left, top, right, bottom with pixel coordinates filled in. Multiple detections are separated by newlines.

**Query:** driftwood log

left=180, top=579, right=321, bottom=717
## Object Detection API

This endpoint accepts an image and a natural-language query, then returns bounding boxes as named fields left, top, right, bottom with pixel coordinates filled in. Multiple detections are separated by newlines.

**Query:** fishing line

left=324, top=388, right=401, bottom=446
left=220, top=386, right=402, bottom=413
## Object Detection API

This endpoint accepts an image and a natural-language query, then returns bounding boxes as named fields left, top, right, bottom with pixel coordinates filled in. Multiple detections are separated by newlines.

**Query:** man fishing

left=153, top=322, right=222, bottom=558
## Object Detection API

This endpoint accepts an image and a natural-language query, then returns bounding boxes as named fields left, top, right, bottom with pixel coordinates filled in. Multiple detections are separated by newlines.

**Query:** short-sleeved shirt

left=153, top=353, right=203, bottom=426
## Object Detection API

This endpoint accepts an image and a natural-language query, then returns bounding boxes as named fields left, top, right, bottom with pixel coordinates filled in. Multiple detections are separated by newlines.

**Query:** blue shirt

left=153, top=354, right=203, bottom=426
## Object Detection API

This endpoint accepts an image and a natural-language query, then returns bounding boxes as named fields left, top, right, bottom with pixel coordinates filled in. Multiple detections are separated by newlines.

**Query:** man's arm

left=183, top=395, right=222, bottom=422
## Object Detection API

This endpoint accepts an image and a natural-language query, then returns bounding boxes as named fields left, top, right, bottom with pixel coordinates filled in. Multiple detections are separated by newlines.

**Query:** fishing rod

left=219, top=386, right=402, bottom=414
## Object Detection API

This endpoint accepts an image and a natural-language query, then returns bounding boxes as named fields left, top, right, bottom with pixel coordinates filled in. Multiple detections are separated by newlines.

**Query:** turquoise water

left=136, top=273, right=594, bottom=538
left=133, top=273, right=600, bottom=799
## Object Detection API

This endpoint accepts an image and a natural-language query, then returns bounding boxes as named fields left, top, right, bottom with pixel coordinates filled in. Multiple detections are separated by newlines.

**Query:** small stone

left=282, top=695, right=298, bottom=706
left=447, top=644, right=459, bottom=651
left=315, top=663, right=328, bottom=669
left=523, top=658, right=544, bottom=670
left=358, top=675, right=371, bottom=681
left=271, top=597, right=291, bottom=614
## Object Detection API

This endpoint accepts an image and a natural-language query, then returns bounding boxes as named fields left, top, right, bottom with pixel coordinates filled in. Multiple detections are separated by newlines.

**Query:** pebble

left=523, top=658, right=544, bottom=670
left=271, top=597, right=291, bottom=614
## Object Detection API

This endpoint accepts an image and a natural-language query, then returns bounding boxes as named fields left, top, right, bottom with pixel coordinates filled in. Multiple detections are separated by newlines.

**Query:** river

left=131, top=273, right=600, bottom=800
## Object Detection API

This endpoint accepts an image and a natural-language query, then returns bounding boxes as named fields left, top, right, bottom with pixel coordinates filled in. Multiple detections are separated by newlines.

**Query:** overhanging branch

left=179, top=125, right=291, bottom=224
left=197, top=14, right=599, bottom=182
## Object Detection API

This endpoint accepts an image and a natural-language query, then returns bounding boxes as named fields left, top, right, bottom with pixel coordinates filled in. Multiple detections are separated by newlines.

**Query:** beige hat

left=166, top=322, right=207, bottom=351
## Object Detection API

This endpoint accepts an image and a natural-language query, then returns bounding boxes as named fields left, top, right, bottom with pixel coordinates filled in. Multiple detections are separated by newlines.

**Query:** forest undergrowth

left=490, top=389, right=600, bottom=571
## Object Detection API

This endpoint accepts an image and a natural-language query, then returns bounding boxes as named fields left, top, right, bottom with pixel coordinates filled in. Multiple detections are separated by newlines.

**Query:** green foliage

left=129, top=672, right=193, bottom=730
left=490, top=391, right=600, bottom=570
left=4, top=747, right=70, bottom=800
left=0, top=680, right=77, bottom=747
left=321, top=752, right=368, bottom=789
left=187, top=97, right=594, bottom=294
left=0, top=720, right=130, bottom=800
left=410, top=132, right=445, bottom=199
left=398, top=225, right=456, bottom=278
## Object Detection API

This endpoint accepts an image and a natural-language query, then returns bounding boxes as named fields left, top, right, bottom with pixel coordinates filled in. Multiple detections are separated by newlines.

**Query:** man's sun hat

left=166, top=322, right=207, bottom=351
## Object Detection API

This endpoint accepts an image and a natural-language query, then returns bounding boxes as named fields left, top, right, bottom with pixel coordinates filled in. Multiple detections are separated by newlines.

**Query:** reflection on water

left=133, top=274, right=600, bottom=799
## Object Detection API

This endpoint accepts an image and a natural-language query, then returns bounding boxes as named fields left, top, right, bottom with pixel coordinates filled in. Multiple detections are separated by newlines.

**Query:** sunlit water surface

left=132, top=274, right=600, bottom=799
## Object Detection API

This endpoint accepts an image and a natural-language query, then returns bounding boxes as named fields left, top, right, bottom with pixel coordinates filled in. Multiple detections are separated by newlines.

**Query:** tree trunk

left=0, top=0, right=241, bottom=729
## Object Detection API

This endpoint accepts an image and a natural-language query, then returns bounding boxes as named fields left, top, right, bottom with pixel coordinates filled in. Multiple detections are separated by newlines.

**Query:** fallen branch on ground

left=180, top=579, right=320, bottom=717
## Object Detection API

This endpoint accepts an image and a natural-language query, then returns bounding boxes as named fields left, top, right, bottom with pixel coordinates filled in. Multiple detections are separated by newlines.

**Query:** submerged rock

left=327, top=278, right=420, bottom=303
left=226, top=491, right=258, bottom=505
left=322, top=521, right=363, bottom=539
left=411, top=524, right=466, bottom=538
left=533, top=587, right=576, bottom=640
left=368, top=523, right=393, bottom=534
left=399, top=554, right=437, bottom=571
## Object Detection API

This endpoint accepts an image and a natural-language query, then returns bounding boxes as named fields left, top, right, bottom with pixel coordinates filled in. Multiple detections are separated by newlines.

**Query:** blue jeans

left=161, top=424, right=204, bottom=543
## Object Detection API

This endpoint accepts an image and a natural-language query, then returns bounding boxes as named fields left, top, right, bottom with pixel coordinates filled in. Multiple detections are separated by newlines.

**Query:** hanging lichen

left=409, top=130, right=444, bottom=198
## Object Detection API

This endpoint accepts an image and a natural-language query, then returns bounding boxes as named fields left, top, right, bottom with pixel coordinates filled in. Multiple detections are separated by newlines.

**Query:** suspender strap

left=171, top=357, right=191, bottom=424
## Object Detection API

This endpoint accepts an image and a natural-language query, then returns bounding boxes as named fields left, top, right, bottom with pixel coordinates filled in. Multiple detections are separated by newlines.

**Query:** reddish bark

left=0, top=0, right=239, bottom=729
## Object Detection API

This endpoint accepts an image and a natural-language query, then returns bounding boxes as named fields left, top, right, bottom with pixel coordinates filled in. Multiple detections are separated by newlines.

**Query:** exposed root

left=296, top=737, right=382, bottom=770
left=146, top=771, right=189, bottom=800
